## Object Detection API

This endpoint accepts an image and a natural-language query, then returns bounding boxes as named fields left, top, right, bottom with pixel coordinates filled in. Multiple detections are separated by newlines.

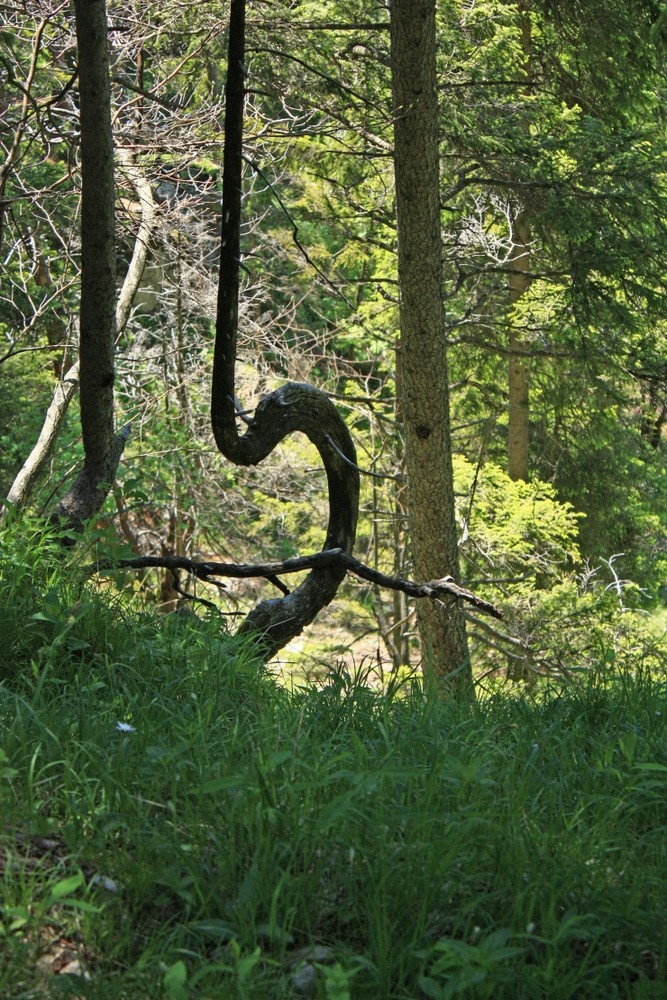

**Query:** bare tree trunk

left=390, top=0, right=471, bottom=692
left=3, top=362, right=80, bottom=515
left=507, top=1, right=532, bottom=483
left=507, top=209, right=531, bottom=481
left=2, top=151, right=154, bottom=521
left=49, top=0, right=127, bottom=530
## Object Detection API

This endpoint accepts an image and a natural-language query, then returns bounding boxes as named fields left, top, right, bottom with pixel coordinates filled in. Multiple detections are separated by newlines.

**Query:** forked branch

left=94, top=549, right=504, bottom=620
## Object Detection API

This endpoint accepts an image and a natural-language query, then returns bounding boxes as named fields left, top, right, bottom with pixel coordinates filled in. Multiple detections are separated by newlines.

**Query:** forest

left=0, top=0, right=666, bottom=996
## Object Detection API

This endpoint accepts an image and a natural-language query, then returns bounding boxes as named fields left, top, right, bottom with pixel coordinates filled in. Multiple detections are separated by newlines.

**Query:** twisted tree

left=7, top=0, right=502, bottom=668
left=211, top=0, right=360, bottom=659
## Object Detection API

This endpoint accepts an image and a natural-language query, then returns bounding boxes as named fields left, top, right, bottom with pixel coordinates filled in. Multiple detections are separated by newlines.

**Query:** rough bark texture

left=390, top=0, right=471, bottom=690
left=51, top=0, right=127, bottom=531
left=212, top=0, right=359, bottom=660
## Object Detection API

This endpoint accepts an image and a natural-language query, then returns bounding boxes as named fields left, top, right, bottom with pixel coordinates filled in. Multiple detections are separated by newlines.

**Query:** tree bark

left=507, top=208, right=531, bottom=481
left=212, top=0, right=359, bottom=661
left=50, top=0, right=128, bottom=530
left=507, top=1, right=533, bottom=483
left=390, top=0, right=471, bottom=691
left=3, top=150, right=155, bottom=519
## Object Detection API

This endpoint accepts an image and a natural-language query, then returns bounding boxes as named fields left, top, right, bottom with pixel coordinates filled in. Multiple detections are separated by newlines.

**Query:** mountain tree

left=390, top=0, right=470, bottom=689
left=211, top=0, right=360, bottom=659
left=50, top=0, right=129, bottom=530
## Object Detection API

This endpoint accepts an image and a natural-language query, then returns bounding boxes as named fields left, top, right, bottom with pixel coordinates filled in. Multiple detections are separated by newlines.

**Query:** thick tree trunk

left=390, top=0, right=471, bottom=691
left=51, top=0, right=127, bottom=530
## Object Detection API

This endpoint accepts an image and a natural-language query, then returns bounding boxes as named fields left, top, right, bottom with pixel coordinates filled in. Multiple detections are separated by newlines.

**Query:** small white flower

left=90, top=874, right=119, bottom=893
left=526, top=921, right=537, bottom=934
left=115, top=721, right=136, bottom=733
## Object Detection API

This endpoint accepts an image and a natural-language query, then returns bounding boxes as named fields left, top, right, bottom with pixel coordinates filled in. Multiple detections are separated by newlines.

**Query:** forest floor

left=272, top=591, right=394, bottom=689
left=1, top=529, right=666, bottom=999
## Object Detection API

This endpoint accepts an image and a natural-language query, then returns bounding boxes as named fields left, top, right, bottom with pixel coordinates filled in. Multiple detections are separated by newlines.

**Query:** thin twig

left=242, top=154, right=353, bottom=307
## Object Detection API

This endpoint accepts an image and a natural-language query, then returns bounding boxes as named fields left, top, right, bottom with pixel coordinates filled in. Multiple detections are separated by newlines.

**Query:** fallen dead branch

left=93, top=546, right=504, bottom=620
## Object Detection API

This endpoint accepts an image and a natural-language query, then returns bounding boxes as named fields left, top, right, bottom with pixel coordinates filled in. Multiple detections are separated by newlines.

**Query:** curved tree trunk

left=3, top=361, right=80, bottom=515
left=212, top=0, right=359, bottom=660
left=390, top=0, right=471, bottom=692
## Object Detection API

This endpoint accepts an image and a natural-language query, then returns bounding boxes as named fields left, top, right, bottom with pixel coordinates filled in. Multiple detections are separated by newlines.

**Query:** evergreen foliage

left=0, top=0, right=665, bottom=672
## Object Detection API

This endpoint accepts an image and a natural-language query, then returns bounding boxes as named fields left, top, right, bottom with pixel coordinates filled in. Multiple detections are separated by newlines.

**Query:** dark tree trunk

left=212, top=0, right=359, bottom=661
left=52, top=0, right=128, bottom=531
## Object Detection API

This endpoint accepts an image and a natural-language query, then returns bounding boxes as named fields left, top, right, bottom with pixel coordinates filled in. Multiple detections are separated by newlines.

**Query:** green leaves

left=455, top=455, right=582, bottom=581
left=419, top=930, right=525, bottom=999
left=162, top=960, right=188, bottom=1000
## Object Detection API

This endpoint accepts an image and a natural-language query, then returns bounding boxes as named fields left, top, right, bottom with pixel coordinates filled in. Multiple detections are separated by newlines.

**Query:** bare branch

left=93, top=547, right=504, bottom=620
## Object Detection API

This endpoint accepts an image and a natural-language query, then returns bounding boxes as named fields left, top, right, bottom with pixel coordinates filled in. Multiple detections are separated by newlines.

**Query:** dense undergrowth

left=1, top=523, right=666, bottom=999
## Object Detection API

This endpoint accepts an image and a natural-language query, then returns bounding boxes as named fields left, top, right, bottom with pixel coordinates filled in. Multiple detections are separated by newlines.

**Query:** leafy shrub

left=454, top=458, right=664, bottom=679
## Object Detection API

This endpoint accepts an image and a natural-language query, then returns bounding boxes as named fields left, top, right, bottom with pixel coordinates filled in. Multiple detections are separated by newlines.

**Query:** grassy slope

left=0, top=528, right=666, bottom=999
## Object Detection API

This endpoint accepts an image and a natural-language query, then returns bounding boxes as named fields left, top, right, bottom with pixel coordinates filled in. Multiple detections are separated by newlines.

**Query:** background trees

left=1, top=0, right=664, bottom=679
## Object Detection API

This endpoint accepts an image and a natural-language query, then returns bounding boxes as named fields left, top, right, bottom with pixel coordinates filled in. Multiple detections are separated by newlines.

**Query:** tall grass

left=1, top=519, right=665, bottom=998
